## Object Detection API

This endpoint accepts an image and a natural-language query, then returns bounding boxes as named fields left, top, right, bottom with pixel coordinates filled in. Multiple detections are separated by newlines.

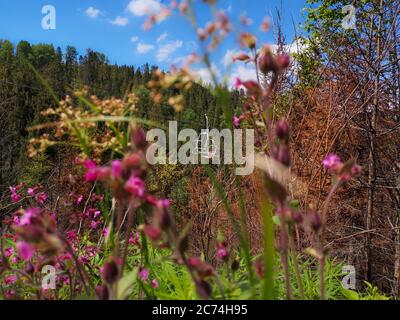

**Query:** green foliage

left=342, top=282, right=390, bottom=300
left=16, top=153, right=51, bottom=187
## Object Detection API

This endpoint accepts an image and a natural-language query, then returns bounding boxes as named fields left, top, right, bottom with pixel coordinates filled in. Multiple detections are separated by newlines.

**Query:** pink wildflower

left=151, top=278, right=159, bottom=289
left=111, top=160, right=123, bottom=178
left=125, top=176, right=145, bottom=198
left=19, top=208, right=39, bottom=226
left=76, top=195, right=84, bottom=205
left=9, top=186, right=21, bottom=203
left=102, top=227, right=109, bottom=237
left=351, top=164, right=362, bottom=175
left=66, top=230, right=77, bottom=242
left=83, top=160, right=111, bottom=181
left=86, top=246, right=97, bottom=257
left=5, top=274, right=17, bottom=285
left=145, top=195, right=158, bottom=206
left=84, top=160, right=98, bottom=181
left=187, top=257, right=202, bottom=268
left=27, top=188, right=36, bottom=196
left=233, top=116, right=241, bottom=128
left=17, top=241, right=34, bottom=261
left=322, top=154, right=342, bottom=172
left=5, top=289, right=15, bottom=299
left=233, top=77, right=242, bottom=89
left=58, top=275, right=70, bottom=286
left=128, top=232, right=140, bottom=245
left=157, top=199, right=170, bottom=208
left=36, top=192, right=47, bottom=205
left=5, top=247, right=14, bottom=257
left=143, top=225, right=162, bottom=241
left=93, top=210, right=101, bottom=219
left=11, top=193, right=21, bottom=203
left=91, top=220, right=100, bottom=229
left=216, top=243, right=228, bottom=261
left=57, top=253, right=72, bottom=261
left=13, top=215, right=20, bottom=225
left=339, top=173, right=351, bottom=181
left=139, top=267, right=149, bottom=281
left=79, top=256, right=89, bottom=264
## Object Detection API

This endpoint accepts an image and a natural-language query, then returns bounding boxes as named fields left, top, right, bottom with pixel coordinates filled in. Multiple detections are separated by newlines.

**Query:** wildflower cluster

left=28, top=88, right=138, bottom=159
left=148, top=68, right=194, bottom=112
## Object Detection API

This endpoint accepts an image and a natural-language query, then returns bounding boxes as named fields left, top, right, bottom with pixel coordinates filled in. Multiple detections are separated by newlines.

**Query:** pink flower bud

left=308, top=212, right=322, bottom=232
left=276, top=54, right=291, bottom=69
left=123, top=153, right=142, bottom=168
left=276, top=119, right=290, bottom=143
left=132, top=128, right=147, bottom=150
left=239, top=32, right=257, bottom=49
left=233, top=53, right=251, bottom=62
left=101, top=257, right=119, bottom=284
left=197, top=28, right=207, bottom=41
left=351, top=164, right=362, bottom=175
left=95, top=285, right=110, bottom=300
left=275, top=145, right=291, bottom=167
left=195, top=280, right=212, bottom=299
left=258, top=49, right=275, bottom=74
left=143, top=225, right=162, bottom=241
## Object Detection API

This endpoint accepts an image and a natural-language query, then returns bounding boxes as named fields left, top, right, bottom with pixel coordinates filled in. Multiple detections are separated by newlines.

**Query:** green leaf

left=117, top=267, right=138, bottom=300
left=341, top=288, right=360, bottom=300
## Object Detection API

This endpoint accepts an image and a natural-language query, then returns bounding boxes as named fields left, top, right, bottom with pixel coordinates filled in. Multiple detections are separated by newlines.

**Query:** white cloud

left=156, top=40, right=183, bottom=62
left=229, top=64, right=257, bottom=88
left=111, top=16, right=129, bottom=26
left=130, top=36, right=139, bottom=43
left=86, top=7, right=101, bottom=19
left=157, top=32, right=168, bottom=42
left=193, top=64, right=221, bottom=84
left=221, top=49, right=238, bottom=68
left=136, top=42, right=155, bottom=54
left=127, top=0, right=163, bottom=16
left=184, top=41, right=198, bottom=52
left=270, top=42, right=307, bottom=55
left=172, top=56, right=186, bottom=66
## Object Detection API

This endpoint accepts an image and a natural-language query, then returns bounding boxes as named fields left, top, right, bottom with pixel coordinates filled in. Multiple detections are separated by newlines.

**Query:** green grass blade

left=260, top=196, right=275, bottom=300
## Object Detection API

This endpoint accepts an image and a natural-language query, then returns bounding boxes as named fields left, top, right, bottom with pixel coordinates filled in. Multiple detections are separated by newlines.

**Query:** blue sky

left=0, top=0, right=308, bottom=83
